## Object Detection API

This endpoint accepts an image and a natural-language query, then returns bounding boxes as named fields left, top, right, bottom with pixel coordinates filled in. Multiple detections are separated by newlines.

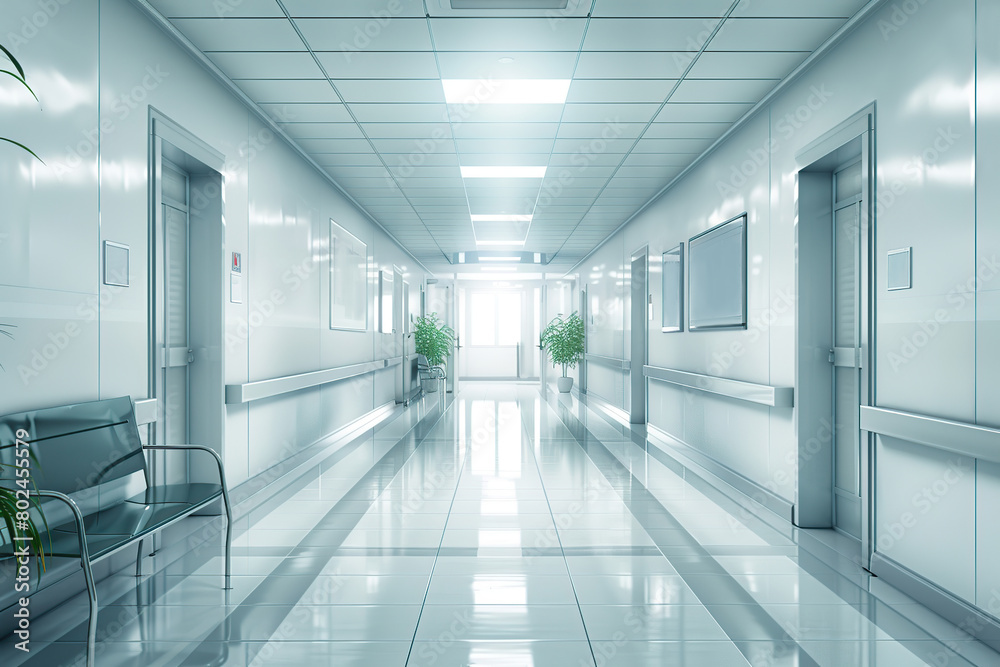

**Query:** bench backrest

left=0, top=396, right=146, bottom=496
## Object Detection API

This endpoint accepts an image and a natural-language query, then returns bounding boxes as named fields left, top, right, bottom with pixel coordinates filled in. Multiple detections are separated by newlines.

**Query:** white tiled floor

left=3, top=382, right=1000, bottom=666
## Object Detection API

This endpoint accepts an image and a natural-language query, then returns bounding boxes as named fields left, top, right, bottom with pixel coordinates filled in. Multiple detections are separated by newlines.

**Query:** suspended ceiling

left=144, top=0, right=872, bottom=273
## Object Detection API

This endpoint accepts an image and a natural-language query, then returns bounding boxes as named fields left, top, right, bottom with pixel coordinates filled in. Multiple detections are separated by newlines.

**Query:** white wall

left=0, top=0, right=427, bottom=489
left=566, top=0, right=998, bottom=617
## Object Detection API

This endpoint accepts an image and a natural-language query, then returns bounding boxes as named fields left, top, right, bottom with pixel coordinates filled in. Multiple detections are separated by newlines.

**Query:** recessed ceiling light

left=498, top=56, right=515, bottom=64
left=442, top=79, right=571, bottom=105
left=480, top=256, right=522, bottom=262
left=471, top=214, right=532, bottom=223
left=462, top=166, right=546, bottom=179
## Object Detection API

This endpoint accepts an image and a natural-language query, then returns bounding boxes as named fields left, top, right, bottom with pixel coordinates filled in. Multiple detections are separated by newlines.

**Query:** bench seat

left=127, top=481, right=223, bottom=506
left=1, top=483, right=223, bottom=562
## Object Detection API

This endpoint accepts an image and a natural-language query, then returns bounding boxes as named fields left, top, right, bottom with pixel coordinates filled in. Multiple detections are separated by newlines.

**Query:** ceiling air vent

left=451, top=0, right=569, bottom=8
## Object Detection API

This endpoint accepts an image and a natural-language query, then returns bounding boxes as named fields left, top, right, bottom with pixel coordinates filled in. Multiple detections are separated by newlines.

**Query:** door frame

left=579, top=285, right=588, bottom=394
left=148, top=108, right=226, bottom=481
left=392, top=265, right=404, bottom=403
left=539, top=282, right=548, bottom=391
left=794, top=103, right=877, bottom=565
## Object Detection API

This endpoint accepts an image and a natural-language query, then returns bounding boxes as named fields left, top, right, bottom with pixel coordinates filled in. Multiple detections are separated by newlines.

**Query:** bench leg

left=80, top=553, right=98, bottom=667
left=222, top=486, right=233, bottom=590
left=135, top=538, right=144, bottom=578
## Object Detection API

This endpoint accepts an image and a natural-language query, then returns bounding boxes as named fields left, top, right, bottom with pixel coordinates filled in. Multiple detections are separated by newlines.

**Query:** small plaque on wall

left=231, top=274, right=243, bottom=304
left=103, top=241, right=130, bottom=287
left=887, top=248, right=912, bottom=291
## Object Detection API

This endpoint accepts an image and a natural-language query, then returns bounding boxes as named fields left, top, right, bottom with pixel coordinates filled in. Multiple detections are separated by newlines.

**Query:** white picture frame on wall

left=661, top=243, right=683, bottom=333
left=330, top=219, right=367, bottom=331
left=688, top=213, right=748, bottom=331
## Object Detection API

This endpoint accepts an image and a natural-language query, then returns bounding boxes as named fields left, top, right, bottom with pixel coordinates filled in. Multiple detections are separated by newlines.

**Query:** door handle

left=161, top=347, right=193, bottom=368
left=830, top=347, right=863, bottom=368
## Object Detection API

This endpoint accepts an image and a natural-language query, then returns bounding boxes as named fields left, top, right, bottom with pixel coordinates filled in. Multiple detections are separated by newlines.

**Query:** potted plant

left=413, top=312, right=454, bottom=393
left=541, top=311, right=584, bottom=393
left=1, top=43, right=49, bottom=578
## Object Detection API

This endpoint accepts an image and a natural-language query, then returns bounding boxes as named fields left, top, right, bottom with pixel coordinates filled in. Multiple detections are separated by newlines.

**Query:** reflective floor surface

left=3, top=382, right=999, bottom=666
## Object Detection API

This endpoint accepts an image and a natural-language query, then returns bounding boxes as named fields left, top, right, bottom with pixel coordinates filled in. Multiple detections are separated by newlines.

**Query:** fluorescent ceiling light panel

left=480, top=256, right=522, bottom=262
left=452, top=1, right=568, bottom=8
left=471, top=214, right=532, bottom=223
left=473, top=219, right=530, bottom=247
left=461, top=166, right=547, bottom=179
left=442, top=79, right=571, bottom=105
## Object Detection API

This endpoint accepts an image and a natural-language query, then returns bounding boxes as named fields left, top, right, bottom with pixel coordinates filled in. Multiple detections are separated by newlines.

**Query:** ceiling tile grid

left=148, top=0, right=872, bottom=270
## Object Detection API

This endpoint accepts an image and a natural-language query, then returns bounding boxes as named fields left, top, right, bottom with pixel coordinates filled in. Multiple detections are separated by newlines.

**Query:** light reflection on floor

left=3, top=382, right=999, bottom=667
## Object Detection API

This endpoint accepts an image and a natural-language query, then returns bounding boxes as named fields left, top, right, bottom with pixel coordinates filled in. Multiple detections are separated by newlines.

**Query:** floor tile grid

left=519, top=409, right=603, bottom=667
left=169, top=400, right=465, bottom=663
left=569, top=394, right=999, bottom=665
left=8, top=384, right=1000, bottom=666
left=541, top=390, right=996, bottom=666
left=400, top=401, right=479, bottom=667
left=538, top=392, right=828, bottom=667
left=403, top=394, right=597, bottom=665
left=521, top=400, right=760, bottom=664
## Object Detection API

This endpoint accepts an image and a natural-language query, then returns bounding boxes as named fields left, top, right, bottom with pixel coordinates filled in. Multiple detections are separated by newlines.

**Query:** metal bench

left=0, top=396, right=232, bottom=666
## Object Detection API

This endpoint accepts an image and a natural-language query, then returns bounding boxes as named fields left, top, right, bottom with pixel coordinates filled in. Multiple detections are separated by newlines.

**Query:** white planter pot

left=423, top=378, right=440, bottom=393
left=556, top=376, right=574, bottom=393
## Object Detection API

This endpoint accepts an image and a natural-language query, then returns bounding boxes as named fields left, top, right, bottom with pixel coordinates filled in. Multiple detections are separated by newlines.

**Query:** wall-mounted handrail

left=860, top=406, right=1000, bottom=465
left=643, top=365, right=794, bottom=408
left=585, top=353, right=631, bottom=370
left=226, top=357, right=403, bottom=405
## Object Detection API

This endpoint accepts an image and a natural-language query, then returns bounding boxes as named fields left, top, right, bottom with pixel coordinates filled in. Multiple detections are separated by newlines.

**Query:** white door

left=157, top=163, right=192, bottom=459
left=832, top=161, right=864, bottom=538
left=630, top=247, right=649, bottom=424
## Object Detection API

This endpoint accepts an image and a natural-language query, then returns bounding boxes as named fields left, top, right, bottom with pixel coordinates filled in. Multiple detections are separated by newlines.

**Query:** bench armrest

left=142, top=444, right=228, bottom=489
left=141, top=445, right=233, bottom=554
left=28, top=490, right=92, bottom=564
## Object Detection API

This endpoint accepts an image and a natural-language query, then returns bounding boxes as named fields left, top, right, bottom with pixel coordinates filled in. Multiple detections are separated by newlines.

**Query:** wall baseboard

left=870, top=553, right=1000, bottom=653
left=645, top=423, right=795, bottom=524
left=554, top=386, right=795, bottom=529
left=226, top=399, right=399, bottom=513
left=583, top=392, right=632, bottom=427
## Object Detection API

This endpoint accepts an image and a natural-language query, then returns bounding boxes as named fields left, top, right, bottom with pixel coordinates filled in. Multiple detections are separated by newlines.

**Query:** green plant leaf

left=0, top=43, right=26, bottom=80
left=1, top=43, right=42, bottom=164
left=414, top=312, right=455, bottom=368
left=0, top=137, right=44, bottom=163
left=0, top=69, right=37, bottom=100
